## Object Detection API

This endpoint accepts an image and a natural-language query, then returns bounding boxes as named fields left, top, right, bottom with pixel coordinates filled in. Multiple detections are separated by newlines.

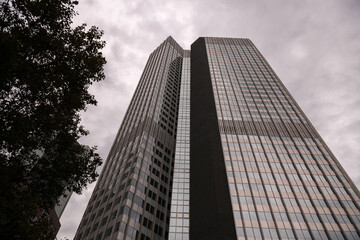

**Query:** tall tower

left=74, top=37, right=360, bottom=240
left=191, top=37, right=360, bottom=240
left=74, top=37, right=186, bottom=240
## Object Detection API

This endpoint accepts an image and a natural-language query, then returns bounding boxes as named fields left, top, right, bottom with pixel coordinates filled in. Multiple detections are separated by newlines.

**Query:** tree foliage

left=0, top=0, right=106, bottom=238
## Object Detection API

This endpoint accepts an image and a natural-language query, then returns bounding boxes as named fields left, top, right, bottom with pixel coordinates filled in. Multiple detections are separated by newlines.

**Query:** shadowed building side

left=190, top=37, right=237, bottom=240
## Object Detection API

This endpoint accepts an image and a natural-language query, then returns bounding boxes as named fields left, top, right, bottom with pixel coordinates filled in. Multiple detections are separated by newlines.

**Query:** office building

left=55, top=190, right=72, bottom=219
left=74, top=37, right=360, bottom=240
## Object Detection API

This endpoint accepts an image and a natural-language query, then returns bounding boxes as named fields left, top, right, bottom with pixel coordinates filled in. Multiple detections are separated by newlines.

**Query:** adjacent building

left=74, top=37, right=360, bottom=240
left=55, top=190, right=72, bottom=219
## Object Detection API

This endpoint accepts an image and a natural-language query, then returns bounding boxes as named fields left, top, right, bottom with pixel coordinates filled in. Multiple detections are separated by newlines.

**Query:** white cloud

left=57, top=0, right=360, bottom=239
left=289, top=43, right=308, bottom=61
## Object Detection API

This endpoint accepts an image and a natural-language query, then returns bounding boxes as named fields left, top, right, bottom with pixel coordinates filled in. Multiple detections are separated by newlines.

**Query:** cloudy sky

left=57, top=0, right=360, bottom=239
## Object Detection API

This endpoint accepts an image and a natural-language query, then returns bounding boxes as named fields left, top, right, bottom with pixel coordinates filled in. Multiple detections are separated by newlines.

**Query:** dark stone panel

left=190, top=37, right=237, bottom=240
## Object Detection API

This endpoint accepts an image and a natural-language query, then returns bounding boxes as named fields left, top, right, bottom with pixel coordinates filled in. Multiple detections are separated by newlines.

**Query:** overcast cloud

left=57, top=0, right=360, bottom=239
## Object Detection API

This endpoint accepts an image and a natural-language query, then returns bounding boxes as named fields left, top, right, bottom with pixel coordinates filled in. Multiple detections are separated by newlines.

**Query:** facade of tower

left=74, top=37, right=186, bottom=240
left=190, top=37, right=360, bottom=240
left=74, top=37, right=360, bottom=240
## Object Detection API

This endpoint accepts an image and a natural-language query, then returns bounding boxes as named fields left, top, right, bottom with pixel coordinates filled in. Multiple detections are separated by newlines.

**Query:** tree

left=0, top=0, right=106, bottom=238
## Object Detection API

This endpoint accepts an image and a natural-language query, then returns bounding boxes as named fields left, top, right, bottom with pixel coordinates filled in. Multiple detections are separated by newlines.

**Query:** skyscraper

left=74, top=37, right=360, bottom=240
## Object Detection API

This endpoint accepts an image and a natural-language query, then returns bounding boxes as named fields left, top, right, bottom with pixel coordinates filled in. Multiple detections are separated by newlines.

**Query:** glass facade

left=74, top=37, right=186, bottom=240
left=205, top=37, right=360, bottom=240
left=74, top=36, right=360, bottom=240
left=169, top=51, right=190, bottom=240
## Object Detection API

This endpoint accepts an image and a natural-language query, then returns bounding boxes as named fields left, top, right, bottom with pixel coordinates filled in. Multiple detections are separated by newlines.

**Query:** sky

left=57, top=0, right=360, bottom=239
